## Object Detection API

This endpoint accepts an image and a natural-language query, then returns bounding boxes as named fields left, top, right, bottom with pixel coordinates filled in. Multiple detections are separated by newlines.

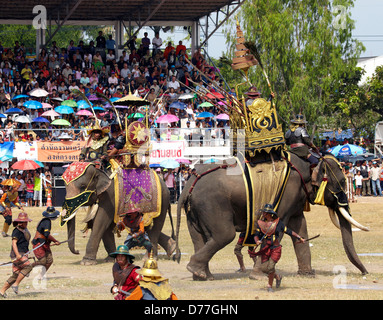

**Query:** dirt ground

left=0, top=196, right=383, bottom=301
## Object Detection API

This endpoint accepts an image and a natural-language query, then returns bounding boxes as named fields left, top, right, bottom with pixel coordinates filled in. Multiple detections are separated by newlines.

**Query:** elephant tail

left=174, top=187, right=189, bottom=263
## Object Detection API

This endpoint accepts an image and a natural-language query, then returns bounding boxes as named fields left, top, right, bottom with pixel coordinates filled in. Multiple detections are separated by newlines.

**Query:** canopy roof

left=1, top=0, right=236, bottom=22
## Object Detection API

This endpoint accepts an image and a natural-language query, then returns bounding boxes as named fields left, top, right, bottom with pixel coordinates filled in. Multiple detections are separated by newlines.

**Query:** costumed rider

left=0, top=185, right=23, bottom=238
left=249, top=204, right=305, bottom=292
left=116, top=203, right=153, bottom=255
left=285, top=113, right=319, bottom=166
left=79, top=122, right=109, bottom=169
left=126, top=252, right=177, bottom=300
left=107, top=122, right=126, bottom=159
left=110, top=245, right=141, bottom=300
left=31, top=206, right=61, bottom=277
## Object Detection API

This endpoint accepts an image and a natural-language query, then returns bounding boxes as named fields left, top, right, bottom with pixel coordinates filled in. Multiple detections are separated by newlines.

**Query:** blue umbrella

left=32, top=116, right=50, bottom=123
left=169, top=101, right=187, bottom=110
left=109, top=97, right=120, bottom=102
left=24, top=100, right=43, bottom=109
left=160, top=159, right=180, bottom=169
left=55, top=105, right=74, bottom=114
left=0, top=114, right=6, bottom=118
left=197, top=112, right=214, bottom=118
left=77, top=100, right=93, bottom=109
left=149, top=163, right=161, bottom=168
left=328, top=143, right=366, bottom=157
left=4, top=108, right=23, bottom=114
left=93, top=106, right=105, bottom=111
left=34, top=160, right=45, bottom=168
left=204, top=158, right=219, bottom=164
left=12, top=94, right=29, bottom=100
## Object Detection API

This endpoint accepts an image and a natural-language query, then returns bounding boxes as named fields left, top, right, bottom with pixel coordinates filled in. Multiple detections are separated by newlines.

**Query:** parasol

left=216, top=113, right=230, bottom=120
left=196, top=112, right=214, bottom=118
left=114, top=92, right=149, bottom=106
left=169, top=101, right=187, bottom=110
left=32, top=117, right=51, bottom=123
left=23, top=100, right=42, bottom=109
left=55, top=105, right=75, bottom=114
left=4, top=108, right=23, bottom=114
left=155, top=114, right=179, bottom=123
left=11, top=160, right=41, bottom=170
left=29, top=88, right=49, bottom=97
left=61, top=100, right=78, bottom=108
left=51, top=119, right=71, bottom=126
left=160, top=159, right=180, bottom=169
left=178, top=92, right=197, bottom=100
left=14, top=115, right=31, bottom=123
left=1, top=179, right=21, bottom=187
left=328, top=144, right=366, bottom=157
left=41, top=109, right=60, bottom=117
left=76, top=109, right=93, bottom=116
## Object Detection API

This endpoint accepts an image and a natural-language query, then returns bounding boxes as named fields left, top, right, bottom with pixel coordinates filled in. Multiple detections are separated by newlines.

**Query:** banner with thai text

left=36, top=141, right=86, bottom=162
left=150, top=141, right=185, bottom=163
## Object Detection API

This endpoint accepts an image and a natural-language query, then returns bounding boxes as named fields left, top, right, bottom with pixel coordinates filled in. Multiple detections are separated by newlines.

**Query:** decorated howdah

left=230, top=21, right=285, bottom=158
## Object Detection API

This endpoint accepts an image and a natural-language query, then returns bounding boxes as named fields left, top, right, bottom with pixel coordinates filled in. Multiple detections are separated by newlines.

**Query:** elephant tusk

left=328, top=208, right=340, bottom=229
left=338, top=207, right=370, bottom=232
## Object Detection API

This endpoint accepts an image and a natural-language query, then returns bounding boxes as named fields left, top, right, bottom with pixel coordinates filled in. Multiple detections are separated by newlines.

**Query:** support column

left=36, top=28, right=46, bottom=54
left=114, top=20, right=124, bottom=57
left=191, top=20, right=200, bottom=54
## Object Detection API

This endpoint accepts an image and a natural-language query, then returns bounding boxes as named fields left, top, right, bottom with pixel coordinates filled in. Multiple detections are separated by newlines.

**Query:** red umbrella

left=11, top=160, right=41, bottom=170
left=206, top=92, right=224, bottom=99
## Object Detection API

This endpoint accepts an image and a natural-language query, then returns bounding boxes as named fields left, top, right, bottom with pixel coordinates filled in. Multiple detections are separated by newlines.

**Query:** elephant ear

left=95, top=169, right=112, bottom=196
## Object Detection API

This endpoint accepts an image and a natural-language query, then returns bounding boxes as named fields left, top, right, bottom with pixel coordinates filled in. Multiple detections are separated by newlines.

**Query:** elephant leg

left=158, top=232, right=177, bottom=258
left=187, top=217, right=236, bottom=281
left=82, top=207, right=112, bottom=265
left=101, top=222, right=116, bottom=262
left=288, top=215, right=315, bottom=276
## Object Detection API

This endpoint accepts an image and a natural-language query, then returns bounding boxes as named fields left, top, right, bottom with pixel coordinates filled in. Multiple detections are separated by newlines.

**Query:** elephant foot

left=81, top=257, right=97, bottom=266
left=187, top=263, right=207, bottom=281
left=104, top=256, right=115, bottom=263
left=166, top=238, right=177, bottom=258
left=297, top=269, right=316, bottom=277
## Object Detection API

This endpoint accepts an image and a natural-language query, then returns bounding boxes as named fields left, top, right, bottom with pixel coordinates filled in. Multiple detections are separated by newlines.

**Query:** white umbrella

left=29, top=88, right=49, bottom=97
left=14, top=115, right=31, bottom=123
left=178, top=92, right=196, bottom=100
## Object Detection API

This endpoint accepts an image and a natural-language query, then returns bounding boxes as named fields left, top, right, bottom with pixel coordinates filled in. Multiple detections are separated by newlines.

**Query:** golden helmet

left=138, top=252, right=166, bottom=281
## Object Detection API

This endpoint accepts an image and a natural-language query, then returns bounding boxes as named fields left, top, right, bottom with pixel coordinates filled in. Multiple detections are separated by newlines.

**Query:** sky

left=205, top=0, right=383, bottom=59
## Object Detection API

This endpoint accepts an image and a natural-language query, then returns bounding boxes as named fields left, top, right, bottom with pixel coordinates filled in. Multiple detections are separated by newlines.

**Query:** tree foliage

left=223, top=0, right=365, bottom=134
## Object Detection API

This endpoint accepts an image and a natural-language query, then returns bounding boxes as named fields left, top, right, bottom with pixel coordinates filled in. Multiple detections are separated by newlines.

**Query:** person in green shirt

left=33, top=171, right=41, bottom=207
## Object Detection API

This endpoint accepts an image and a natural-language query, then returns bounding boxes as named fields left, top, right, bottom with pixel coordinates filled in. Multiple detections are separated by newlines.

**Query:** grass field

left=0, top=196, right=382, bottom=300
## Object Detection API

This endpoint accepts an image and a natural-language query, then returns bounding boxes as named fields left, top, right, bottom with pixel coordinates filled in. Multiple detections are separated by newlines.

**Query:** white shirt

left=152, top=36, right=163, bottom=49
left=168, top=80, right=180, bottom=91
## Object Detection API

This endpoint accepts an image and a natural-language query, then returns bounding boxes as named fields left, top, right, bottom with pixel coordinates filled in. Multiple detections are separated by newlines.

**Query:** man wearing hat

left=126, top=252, right=177, bottom=300
left=79, top=122, right=109, bottom=168
left=116, top=203, right=153, bottom=255
left=244, top=86, right=262, bottom=107
left=249, top=204, right=305, bottom=292
left=110, top=245, right=141, bottom=300
left=285, top=113, right=319, bottom=165
left=0, top=212, right=33, bottom=297
left=31, top=207, right=61, bottom=276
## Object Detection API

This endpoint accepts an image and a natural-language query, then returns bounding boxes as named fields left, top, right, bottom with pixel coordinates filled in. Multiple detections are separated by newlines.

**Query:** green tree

left=223, top=0, right=365, bottom=133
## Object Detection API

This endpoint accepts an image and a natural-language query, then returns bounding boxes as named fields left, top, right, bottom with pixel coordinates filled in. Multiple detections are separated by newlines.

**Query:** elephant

left=62, top=162, right=176, bottom=265
left=175, top=151, right=369, bottom=280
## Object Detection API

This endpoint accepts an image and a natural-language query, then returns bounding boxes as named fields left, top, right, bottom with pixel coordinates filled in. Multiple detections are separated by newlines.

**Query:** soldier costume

left=117, top=203, right=153, bottom=254
left=285, top=114, right=319, bottom=165
left=249, top=204, right=305, bottom=292
left=31, top=206, right=61, bottom=274
left=0, top=212, right=33, bottom=297
left=0, top=186, right=22, bottom=237
left=110, top=245, right=141, bottom=300
left=79, top=122, right=109, bottom=168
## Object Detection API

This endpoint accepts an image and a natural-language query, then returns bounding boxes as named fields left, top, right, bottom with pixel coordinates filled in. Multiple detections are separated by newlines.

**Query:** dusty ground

left=0, top=196, right=383, bottom=301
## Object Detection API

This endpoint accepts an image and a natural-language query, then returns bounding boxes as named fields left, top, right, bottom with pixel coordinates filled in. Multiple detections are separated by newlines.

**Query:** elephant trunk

left=67, top=215, right=79, bottom=255
left=337, top=209, right=368, bottom=275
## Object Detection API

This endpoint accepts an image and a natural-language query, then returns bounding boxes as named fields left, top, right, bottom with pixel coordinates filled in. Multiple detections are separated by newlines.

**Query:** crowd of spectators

left=0, top=31, right=231, bottom=145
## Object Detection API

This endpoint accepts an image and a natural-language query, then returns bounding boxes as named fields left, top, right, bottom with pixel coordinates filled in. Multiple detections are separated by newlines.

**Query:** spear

left=95, top=91, right=123, bottom=130
left=71, top=89, right=98, bottom=119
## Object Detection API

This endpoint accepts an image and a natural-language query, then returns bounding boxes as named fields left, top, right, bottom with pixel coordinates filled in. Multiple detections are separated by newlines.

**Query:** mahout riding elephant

left=175, top=152, right=369, bottom=280
left=62, top=162, right=175, bottom=265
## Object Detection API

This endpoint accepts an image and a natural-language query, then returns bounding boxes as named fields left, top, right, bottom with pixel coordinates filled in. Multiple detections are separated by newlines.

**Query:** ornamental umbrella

left=216, top=113, right=230, bottom=120
left=169, top=101, right=187, bottom=110
left=155, top=114, right=179, bottom=123
left=55, top=105, right=74, bottom=114
left=41, top=109, right=60, bottom=117
left=29, top=88, right=49, bottom=97
left=14, top=115, right=31, bottom=123
left=23, top=100, right=42, bottom=109
left=128, top=112, right=144, bottom=119
left=4, top=107, right=23, bottom=114
left=114, top=92, right=149, bottom=106
left=328, top=143, right=366, bottom=157
left=51, top=119, right=71, bottom=126
left=11, top=159, right=41, bottom=170
left=32, top=116, right=50, bottom=123
left=160, top=159, right=180, bottom=169
left=61, top=100, right=78, bottom=108
left=1, top=179, right=21, bottom=187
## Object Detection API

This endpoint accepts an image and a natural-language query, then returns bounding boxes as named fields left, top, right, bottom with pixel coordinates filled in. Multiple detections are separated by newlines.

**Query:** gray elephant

left=175, top=152, right=369, bottom=280
left=61, top=162, right=176, bottom=265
